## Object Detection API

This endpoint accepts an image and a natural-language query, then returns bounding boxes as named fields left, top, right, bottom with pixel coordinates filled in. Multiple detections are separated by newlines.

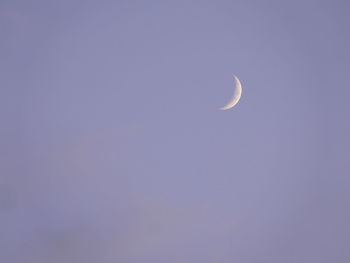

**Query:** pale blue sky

left=1, top=0, right=350, bottom=262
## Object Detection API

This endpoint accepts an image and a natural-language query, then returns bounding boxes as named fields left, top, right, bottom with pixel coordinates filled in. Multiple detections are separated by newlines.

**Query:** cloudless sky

left=1, top=0, right=350, bottom=262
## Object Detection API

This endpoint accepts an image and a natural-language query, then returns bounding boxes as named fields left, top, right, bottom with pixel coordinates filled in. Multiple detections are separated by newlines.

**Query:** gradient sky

left=1, top=0, right=350, bottom=262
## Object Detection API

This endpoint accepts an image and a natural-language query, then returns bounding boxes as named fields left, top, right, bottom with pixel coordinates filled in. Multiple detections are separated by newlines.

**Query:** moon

left=219, top=75, right=242, bottom=110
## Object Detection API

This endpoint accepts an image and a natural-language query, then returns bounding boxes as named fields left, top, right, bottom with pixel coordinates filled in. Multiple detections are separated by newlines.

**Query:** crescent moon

left=219, top=75, right=242, bottom=110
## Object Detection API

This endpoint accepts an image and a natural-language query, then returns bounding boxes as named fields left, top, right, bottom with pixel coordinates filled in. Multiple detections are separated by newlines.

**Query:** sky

left=1, top=0, right=350, bottom=262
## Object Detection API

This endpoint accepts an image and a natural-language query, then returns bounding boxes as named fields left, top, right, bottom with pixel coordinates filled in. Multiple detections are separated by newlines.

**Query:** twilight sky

left=1, top=0, right=350, bottom=262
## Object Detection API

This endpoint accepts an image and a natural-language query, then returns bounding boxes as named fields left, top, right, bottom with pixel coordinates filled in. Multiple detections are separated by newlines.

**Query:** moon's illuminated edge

left=219, top=75, right=242, bottom=110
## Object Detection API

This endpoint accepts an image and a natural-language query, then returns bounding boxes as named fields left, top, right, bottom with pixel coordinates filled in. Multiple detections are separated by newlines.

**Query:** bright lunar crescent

left=220, top=75, right=242, bottom=110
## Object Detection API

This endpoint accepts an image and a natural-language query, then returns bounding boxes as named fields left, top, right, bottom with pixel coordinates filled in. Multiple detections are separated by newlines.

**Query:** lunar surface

left=220, top=75, right=242, bottom=110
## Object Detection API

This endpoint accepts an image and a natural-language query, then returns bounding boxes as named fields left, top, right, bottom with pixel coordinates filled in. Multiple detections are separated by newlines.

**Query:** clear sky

left=1, top=0, right=350, bottom=262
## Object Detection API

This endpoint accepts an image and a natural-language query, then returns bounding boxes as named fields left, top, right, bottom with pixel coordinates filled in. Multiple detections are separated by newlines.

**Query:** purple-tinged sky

left=1, top=0, right=350, bottom=262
